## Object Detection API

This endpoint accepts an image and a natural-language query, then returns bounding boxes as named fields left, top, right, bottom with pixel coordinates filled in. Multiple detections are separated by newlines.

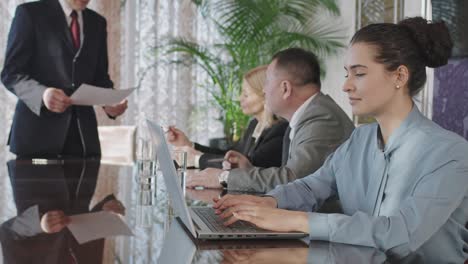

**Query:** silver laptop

left=147, top=120, right=307, bottom=240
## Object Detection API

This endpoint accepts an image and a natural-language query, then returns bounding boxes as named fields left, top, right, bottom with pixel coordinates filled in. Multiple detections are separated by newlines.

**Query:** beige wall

left=320, top=0, right=357, bottom=119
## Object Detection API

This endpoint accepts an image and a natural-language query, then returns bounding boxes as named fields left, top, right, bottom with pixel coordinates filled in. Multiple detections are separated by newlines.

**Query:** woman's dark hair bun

left=398, top=17, right=453, bottom=68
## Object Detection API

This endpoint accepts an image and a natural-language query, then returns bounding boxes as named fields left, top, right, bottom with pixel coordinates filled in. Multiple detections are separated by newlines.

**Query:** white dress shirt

left=288, top=93, right=317, bottom=149
left=59, top=0, right=84, bottom=47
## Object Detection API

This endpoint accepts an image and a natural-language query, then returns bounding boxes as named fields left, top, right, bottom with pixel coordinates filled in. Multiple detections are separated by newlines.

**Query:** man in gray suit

left=187, top=48, right=354, bottom=193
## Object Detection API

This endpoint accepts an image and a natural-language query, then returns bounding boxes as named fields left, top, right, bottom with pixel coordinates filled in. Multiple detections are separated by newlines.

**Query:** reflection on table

left=159, top=219, right=388, bottom=264
left=0, top=159, right=116, bottom=263
left=0, top=160, right=443, bottom=263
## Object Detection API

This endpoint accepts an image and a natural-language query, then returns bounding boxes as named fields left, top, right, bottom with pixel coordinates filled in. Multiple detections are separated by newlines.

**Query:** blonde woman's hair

left=242, top=65, right=277, bottom=129
left=243, top=65, right=268, bottom=96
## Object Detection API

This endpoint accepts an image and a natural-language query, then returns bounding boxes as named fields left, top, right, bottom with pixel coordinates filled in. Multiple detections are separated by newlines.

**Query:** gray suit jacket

left=227, top=92, right=355, bottom=193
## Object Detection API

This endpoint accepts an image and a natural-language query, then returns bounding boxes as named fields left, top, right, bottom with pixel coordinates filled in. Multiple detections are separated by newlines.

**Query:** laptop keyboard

left=192, top=207, right=263, bottom=233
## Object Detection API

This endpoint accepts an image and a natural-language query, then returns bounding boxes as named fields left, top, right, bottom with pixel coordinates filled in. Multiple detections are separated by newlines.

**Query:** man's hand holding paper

left=103, top=99, right=128, bottom=118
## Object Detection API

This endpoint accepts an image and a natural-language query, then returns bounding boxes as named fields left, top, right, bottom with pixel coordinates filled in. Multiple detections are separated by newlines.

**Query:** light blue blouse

left=268, top=105, right=468, bottom=262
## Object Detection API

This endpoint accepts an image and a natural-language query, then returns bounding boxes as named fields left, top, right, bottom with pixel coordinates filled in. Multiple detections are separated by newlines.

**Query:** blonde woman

left=168, top=65, right=288, bottom=169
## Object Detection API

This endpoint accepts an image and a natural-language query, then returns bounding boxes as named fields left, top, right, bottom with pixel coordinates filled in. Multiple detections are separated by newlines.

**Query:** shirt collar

left=289, top=92, right=318, bottom=129
left=377, top=103, right=424, bottom=153
left=59, top=0, right=82, bottom=20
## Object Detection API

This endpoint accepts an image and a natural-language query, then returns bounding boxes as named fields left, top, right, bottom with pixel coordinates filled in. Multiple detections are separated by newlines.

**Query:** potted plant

left=162, top=0, right=345, bottom=146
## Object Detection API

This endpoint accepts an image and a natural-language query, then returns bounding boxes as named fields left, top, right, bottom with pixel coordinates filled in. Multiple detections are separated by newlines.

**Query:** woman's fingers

left=214, top=194, right=256, bottom=210
left=224, top=210, right=258, bottom=226
left=218, top=202, right=259, bottom=219
left=221, top=205, right=259, bottom=225
left=213, top=194, right=235, bottom=209
left=232, top=212, right=258, bottom=226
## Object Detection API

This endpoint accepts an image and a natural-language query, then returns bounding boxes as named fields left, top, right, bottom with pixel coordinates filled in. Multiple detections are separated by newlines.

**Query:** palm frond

left=271, top=14, right=347, bottom=57
left=165, top=0, right=344, bottom=141
left=163, top=38, right=225, bottom=88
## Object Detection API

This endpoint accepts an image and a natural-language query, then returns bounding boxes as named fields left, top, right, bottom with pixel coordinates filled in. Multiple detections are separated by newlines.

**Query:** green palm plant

left=163, top=0, right=345, bottom=144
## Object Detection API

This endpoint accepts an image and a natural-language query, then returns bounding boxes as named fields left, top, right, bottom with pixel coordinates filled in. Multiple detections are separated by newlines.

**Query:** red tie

left=70, top=10, right=80, bottom=50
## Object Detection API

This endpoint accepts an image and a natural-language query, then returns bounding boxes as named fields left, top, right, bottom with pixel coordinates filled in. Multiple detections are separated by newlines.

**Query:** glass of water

left=136, top=138, right=156, bottom=188
left=172, top=149, right=187, bottom=192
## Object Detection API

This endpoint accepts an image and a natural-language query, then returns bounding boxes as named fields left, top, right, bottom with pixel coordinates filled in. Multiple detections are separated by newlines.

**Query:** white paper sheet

left=70, top=84, right=135, bottom=106
left=68, top=211, right=133, bottom=244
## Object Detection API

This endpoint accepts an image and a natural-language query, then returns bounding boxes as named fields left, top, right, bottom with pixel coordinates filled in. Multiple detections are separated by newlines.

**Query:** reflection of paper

left=11, top=205, right=42, bottom=236
left=71, top=84, right=135, bottom=106
left=68, top=211, right=133, bottom=244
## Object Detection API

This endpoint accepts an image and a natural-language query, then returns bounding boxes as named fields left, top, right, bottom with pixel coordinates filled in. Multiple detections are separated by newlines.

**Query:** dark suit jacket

left=195, top=119, right=288, bottom=169
left=1, top=0, right=113, bottom=157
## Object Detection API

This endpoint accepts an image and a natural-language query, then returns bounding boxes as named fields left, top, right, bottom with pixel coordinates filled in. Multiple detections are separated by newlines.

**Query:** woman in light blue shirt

left=214, top=17, right=467, bottom=262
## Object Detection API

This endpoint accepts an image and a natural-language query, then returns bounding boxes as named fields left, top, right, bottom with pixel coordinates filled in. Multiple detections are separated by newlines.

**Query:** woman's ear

left=395, top=65, right=409, bottom=89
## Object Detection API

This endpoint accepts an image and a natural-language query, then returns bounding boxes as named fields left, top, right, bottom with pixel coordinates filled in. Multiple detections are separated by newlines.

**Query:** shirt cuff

left=194, top=153, right=201, bottom=168
left=102, top=106, right=117, bottom=120
left=266, top=187, right=287, bottom=209
left=308, top=212, right=330, bottom=241
left=218, top=170, right=230, bottom=184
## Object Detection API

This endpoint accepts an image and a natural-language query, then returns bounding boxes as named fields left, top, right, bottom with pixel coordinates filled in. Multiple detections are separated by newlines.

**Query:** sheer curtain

left=120, top=0, right=223, bottom=142
left=0, top=0, right=29, bottom=234
left=117, top=2, right=223, bottom=261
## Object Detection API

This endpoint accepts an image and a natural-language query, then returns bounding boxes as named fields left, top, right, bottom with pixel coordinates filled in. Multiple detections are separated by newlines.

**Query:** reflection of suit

left=7, top=159, right=102, bottom=215
left=228, top=92, right=355, bottom=193
left=195, top=119, right=288, bottom=169
left=0, top=159, right=111, bottom=264
left=1, top=0, right=113, bottom=157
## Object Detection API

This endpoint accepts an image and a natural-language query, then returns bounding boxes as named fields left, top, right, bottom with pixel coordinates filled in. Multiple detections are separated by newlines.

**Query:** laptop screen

left=146, top=120, right=197, bottom=237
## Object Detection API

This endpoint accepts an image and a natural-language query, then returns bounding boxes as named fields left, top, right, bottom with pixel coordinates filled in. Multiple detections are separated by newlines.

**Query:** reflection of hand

left=40, top=210, right=71, bottom=233
left=42, top=88, right=72, bottom=113
left=223, top=151, right=252, bottom=169
left=186, top=188, right=223, bottom=204
left=222, top=248, right=308, bottom=264
left=103, top=99, right=128, bottom=118
left=166, top=126, right=192, bottom=147
left=103, top=199, right=126, bottom=215
left=186, top=168, right=223, bottom=189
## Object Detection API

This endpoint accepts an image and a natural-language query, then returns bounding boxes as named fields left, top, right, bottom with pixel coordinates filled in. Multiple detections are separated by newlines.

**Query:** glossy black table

left=0, top=159, right=429, bottom=263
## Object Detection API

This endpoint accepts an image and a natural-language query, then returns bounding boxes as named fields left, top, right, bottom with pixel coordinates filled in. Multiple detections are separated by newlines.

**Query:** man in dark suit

left=1, top=0, right=127, bottom=158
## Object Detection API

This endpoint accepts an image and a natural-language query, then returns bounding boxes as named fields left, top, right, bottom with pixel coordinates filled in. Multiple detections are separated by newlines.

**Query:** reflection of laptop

left=158, top=220, right=197, bottom=264
left=158, top=220, right=308, bottom=264
left=147, top=120, right=307, bottom=240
